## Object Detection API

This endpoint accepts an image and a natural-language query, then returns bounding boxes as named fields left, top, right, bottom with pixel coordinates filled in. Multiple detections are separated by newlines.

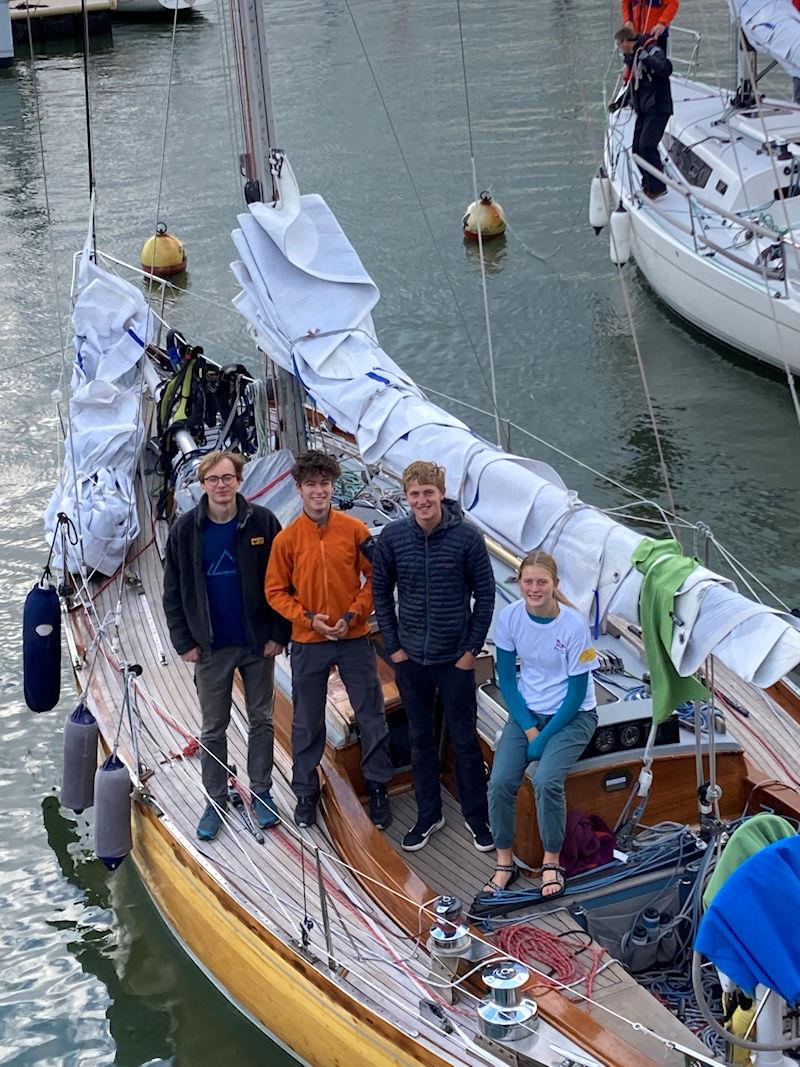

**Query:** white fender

left=610, top=206, right=631, bottom=265
left=589, top=173, right=612, bottom=233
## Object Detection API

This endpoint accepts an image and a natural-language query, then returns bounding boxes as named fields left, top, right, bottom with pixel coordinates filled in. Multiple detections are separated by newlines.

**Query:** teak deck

left=65, top=468, right=800, bottom=1067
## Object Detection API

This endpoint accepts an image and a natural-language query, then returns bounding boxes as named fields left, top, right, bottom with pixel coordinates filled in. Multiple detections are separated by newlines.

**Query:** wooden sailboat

left=33, top=1, right=800, bottom=1065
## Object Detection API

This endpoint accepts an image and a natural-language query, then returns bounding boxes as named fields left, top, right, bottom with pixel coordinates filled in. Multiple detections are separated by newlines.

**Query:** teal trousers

left=488, top=708, right=597, bottom=853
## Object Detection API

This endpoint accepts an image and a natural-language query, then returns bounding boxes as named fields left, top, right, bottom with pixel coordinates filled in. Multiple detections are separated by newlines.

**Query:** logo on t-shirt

left=207, top=549, right=236, bottom=577
left=579, top=647, right=598, bottom=663
left=554, top=638, right=567, bottom=653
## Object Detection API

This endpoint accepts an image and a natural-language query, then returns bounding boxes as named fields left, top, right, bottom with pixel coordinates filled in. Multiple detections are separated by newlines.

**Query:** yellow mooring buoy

left=462, top=191, right=506, bottom=241
left=140, top=222, right=187, bottom=278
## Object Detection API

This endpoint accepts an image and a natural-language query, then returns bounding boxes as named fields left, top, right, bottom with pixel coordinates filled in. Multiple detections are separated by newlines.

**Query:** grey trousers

left=195, top=646, right=275, bottom=806
left=289, top=636, right=393, bottom=798
left=488, top=709, right=597, bottom=853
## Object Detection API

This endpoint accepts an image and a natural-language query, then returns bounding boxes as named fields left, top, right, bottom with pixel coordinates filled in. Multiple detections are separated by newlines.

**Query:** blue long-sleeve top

left=496, top=645, right=589, bottom=761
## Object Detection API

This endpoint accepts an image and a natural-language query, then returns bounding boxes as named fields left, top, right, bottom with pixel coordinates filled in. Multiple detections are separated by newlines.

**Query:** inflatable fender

left=94, top=753, right=132, bottom=870
left=60, top=703, right=98, bottom=812
left=23, top=581, right=61, bottom=712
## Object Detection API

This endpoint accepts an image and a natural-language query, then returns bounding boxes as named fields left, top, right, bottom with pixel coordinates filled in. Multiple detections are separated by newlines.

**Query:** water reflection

left=41, top=795, right=293, bottom=1065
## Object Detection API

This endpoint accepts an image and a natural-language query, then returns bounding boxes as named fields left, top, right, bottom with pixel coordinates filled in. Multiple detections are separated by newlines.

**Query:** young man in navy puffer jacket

left=372, top=461, right=495, bottom=852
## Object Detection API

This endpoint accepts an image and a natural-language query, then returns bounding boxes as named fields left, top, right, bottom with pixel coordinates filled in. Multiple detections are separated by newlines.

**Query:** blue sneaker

left=197, top=803, right=225, bottom=841
left=252, top=790, right=280, bottom=830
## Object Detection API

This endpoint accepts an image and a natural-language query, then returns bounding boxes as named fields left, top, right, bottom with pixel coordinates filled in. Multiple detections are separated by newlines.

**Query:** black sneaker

left=294, top=792, right=319, bottom=829
left=402, top=815, right=445, bottom=852
left=465, top=820, right=494, bottom=852
left=367, top=785, right=392, bottom=830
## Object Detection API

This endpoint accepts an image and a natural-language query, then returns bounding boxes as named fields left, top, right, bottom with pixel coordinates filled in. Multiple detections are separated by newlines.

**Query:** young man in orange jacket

left=265, top=450, right=394, bottom=830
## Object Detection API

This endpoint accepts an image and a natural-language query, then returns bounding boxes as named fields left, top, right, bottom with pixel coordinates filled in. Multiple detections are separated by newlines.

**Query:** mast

left=229, top=0, right=307, bottom=455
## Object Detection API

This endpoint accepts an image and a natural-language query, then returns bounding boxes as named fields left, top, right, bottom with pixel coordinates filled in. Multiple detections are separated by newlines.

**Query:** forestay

left=231, top=155, right=800, bottom=688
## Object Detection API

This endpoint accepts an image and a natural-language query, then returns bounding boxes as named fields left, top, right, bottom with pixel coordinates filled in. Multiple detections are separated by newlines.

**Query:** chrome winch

left=477, top=959, right=538, bottom=1043
left=427, top=895, right=472, bottom=956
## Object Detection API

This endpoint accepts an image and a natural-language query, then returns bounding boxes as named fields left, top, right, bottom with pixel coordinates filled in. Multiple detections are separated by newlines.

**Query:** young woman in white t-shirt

left=484, top=551, right=598, bottom=898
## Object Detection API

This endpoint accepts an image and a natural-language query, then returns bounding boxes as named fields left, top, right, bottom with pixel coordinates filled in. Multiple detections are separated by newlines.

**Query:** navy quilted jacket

left=372, top=500, right=495, bottom=665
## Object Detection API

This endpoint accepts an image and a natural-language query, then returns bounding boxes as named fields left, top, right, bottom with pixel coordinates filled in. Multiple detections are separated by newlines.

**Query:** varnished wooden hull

left=130, top=800, right=451, bottom=1067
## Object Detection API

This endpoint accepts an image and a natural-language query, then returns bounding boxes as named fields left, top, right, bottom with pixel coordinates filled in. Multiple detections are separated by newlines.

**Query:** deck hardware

left=477, top=960, right=538, bottom=1043
left=428, top=895, right=472, bottom=956
left=315, top=846, right=337, bottom=971
left=418, top=999, right=454, bottom=1034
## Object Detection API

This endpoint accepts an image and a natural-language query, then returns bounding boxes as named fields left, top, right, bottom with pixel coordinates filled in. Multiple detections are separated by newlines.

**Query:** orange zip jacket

left=620, top=0, right=679, bottom=35
left=264, top=508, right=374, bottom=643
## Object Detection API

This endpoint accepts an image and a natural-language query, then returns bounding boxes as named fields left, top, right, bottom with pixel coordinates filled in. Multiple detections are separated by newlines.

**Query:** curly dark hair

left=291, top=450, right=341, bottom=485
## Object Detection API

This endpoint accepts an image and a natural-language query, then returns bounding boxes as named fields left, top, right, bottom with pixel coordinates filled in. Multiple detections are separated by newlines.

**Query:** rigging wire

left=110, top=3, right=182, bottom=643
left=686, top=6, right=800, bottom=431
left=340, top=0, right=494, bottom=402
left=79, top=0, right=96, bottom=255
left=75, top=558, right=768, bottom=1064
left=21, top=11, right=86, bottom=569
left=455, top=0, right=501, bottom=445
left=560, top=1, right=681, bottom=533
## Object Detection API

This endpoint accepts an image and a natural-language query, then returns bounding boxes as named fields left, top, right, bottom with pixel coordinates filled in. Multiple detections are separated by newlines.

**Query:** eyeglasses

left=202, top=474, right=237, bottom=486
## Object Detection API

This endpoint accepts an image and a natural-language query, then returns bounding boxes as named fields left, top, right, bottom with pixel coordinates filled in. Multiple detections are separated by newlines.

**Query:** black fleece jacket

left=163, top=493, right=291, bottom=657
left=371, top=499, right=495, bottom=665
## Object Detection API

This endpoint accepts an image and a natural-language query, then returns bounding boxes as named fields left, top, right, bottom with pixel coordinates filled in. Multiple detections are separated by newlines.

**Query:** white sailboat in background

left=27, top=0, right=800, bottom=1063
left=602, top=1, right=800, bottom=377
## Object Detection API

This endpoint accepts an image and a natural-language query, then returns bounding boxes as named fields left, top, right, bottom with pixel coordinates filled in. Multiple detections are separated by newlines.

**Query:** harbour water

left=1, top=2, right=798, bottom=1062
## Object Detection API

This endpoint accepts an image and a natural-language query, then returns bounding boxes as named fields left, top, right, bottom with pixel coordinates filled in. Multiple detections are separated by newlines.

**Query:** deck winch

left=427, top=895, right=472, bottom=956
left=477, top=960, right=538, bottom=1043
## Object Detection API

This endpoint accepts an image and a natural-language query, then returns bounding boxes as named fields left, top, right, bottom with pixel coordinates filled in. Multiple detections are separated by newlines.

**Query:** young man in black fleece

left=163, top=450, right=290, bottom=842
left=372, top=460, right=495, bottom=852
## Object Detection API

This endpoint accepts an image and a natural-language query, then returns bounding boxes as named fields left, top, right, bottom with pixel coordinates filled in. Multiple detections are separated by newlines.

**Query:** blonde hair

left=402, top=460, right=446, bottom=493
left=518, top=550, right=576, bottom=608
left=197, top=450, right=245, bottom=483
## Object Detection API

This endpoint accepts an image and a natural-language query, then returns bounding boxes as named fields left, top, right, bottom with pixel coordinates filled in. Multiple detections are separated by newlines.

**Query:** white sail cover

left=728, top=0, right=800, bottom=78
left=45, top=259, right=152, bottom=575
left=231, top=157, right=800, bottom=687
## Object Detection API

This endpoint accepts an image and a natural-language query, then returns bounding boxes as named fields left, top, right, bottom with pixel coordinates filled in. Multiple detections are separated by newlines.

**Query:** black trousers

left=633, top=112, right=669, bottom=194
left=396, top=658, right=489, bottom=828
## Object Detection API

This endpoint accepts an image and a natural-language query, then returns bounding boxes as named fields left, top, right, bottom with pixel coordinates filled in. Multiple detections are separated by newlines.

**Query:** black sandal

left=540, top=863, right=566, bottom=899
left=482, top=863, right=519, bottom=895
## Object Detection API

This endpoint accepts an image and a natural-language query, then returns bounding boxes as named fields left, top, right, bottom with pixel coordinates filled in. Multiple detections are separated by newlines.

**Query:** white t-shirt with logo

left=494, top=600, right=598, bottom=716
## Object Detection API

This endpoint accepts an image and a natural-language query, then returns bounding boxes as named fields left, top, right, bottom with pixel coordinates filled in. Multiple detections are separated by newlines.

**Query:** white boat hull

left=627, top=204, right=800, bottom=372
left=605, top=78, right=800, bottom=375
left=114, top=0, right=196, bottom=13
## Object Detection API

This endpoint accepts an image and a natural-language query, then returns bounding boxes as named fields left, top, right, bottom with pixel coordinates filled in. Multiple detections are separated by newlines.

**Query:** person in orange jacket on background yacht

left=265, top=450, right=394, bottom=831
left=621, top=0, right=679, bottom=46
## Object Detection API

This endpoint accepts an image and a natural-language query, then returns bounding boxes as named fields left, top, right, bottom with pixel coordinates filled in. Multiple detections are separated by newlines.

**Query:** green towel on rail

left=632, top=537, right=707, bottom=724
left=702, top=813, right=796, bottom=909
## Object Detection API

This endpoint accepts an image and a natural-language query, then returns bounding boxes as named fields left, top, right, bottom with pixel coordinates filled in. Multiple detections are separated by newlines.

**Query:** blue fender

left=23, top=582, right=61, bottom=712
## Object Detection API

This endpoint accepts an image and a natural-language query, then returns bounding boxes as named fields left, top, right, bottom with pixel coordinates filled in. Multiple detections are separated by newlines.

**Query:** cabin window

left=716, top=179, right=728, bottom=196
left=665, top=134, right=712, bottom=188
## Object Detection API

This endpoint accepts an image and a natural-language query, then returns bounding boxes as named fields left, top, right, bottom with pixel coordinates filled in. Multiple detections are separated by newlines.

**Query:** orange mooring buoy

left=462, top=191, right=506, bottom=240
left=140, top=222, right=187, bottom=278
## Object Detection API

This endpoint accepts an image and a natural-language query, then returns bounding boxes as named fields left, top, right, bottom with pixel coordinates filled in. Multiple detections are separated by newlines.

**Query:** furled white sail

left=232, top=156, right=800, bottom=688
left=44, top=261, right=151, bottom=575
left=728, top=0, right=800, bottom=78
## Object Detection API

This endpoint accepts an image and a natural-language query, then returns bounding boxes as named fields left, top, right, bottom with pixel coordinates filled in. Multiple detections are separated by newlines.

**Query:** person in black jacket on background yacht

left=611, top=25, right=674, bottom=199
left=372, top=460, right=495, bottom=852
